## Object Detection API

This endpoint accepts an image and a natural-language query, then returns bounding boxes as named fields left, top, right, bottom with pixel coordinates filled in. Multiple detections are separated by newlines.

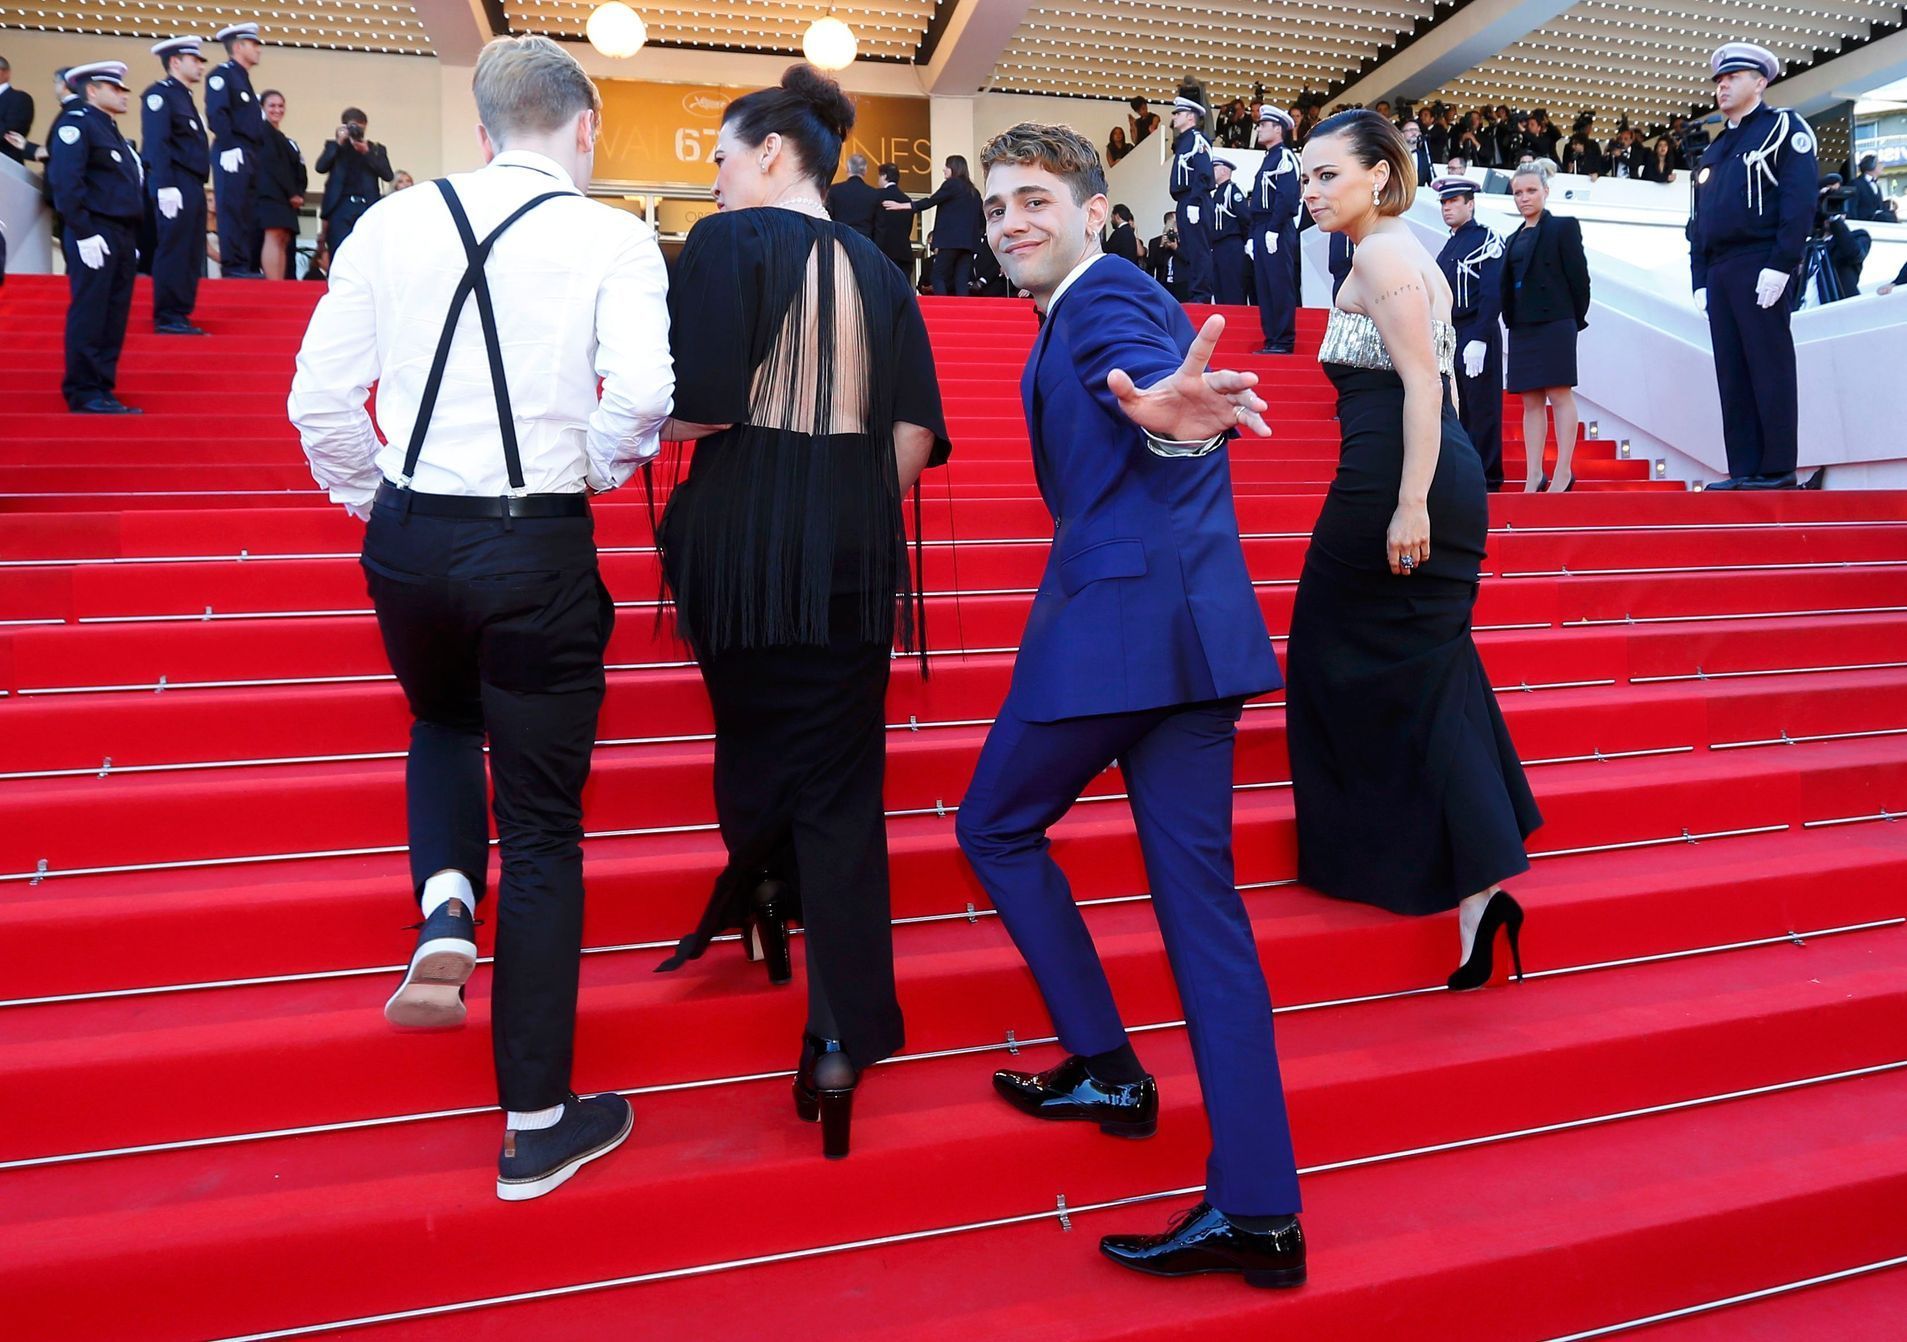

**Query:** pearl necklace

left=773, top=196, right=829, bottom=217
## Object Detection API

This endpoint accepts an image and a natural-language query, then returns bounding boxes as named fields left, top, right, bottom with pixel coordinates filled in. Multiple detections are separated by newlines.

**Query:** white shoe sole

left=496, top=1103, right=635, bottom=1202
left=383, top=937, right=477, bottom=1029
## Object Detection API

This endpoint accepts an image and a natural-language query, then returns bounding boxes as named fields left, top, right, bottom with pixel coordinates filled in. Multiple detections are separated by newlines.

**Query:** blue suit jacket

left=1010, top=257, right=1282, bottom=723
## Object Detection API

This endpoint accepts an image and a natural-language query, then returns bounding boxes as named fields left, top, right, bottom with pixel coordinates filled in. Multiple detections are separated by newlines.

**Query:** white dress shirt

left=289, top=150, right=673, bottom=506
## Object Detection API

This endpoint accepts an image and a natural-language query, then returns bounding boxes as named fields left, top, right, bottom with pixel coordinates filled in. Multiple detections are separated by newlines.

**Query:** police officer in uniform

left=1687, top=42, right=1816, bottom=489
left=1432, top=176, right=1507, bottom=490
left=206, top=21, right=266, bottom=278
left=1208, top=158, right=1249, bottom=304
left=1247, top=105, right=1300, bottom=353
left=141, top=37, right=211, bottom=334
left=47, top=61, right=144, bottom=414
left=1167, top=94, right=1215, bottom=303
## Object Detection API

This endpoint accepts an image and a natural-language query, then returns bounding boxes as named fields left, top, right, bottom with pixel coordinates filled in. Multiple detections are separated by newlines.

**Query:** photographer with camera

left=1147, top=209, right=1185, bottom=298
left=1802, top=175, right=1866, bottom=305
left=315, top=104, right=393, bottom=259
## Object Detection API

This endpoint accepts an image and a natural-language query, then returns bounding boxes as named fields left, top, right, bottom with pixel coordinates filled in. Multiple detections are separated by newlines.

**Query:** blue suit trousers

left=955, top=695, right=1302, bottom=1215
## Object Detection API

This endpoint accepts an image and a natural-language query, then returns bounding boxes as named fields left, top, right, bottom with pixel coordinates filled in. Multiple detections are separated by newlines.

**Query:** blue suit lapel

left=1022, top=306, right=1062, bottom=511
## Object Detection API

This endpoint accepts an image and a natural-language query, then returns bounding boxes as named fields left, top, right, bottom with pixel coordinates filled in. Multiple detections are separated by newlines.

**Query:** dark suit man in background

left=870, top=161, right=914, bottom=283
left=826, top=151, right=879, bottom=238
left=1147, top=210, right=1184, bottom=298
left=1850, top=156, right=1887, bottom=222
left=0, top=54, right=35, bottom=163
left=1106, top=203, right=1142, bottom=267
left=315, top=104, right=392, bottom=259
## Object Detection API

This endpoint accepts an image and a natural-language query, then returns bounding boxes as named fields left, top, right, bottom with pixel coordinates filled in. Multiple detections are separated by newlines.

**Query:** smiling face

left=982, top=160, right=1106, bottom=309
left=1299, top=130, right=1385, bottom=235
left=262, top=92, right=285, bottom=126
left=1714, top=70, right=1765, bottom=120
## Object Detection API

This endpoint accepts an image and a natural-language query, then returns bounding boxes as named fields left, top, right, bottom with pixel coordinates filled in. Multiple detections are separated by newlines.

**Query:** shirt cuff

left=1145, top=432, right=1226, bottom=459
left=327, top=481, right=380, bottom=508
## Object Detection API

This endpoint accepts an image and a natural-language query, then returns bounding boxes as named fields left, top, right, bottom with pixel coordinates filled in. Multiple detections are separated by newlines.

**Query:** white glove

left=1244, top=239, right=1254, bottom=258
left=1694, top=288, right=1707, bottom=313
left=1263, top=230, right=1278, bottom=255
left=1754, top=268, right=1789, bottom=309
left=1186, top=205, right=1200, bottom=225
left=76, top=235, right=110, bottom=269
left=1463, top=340, right=1486, bottom=379
left=156, top=187, right=182, bottom=220
left=219, top=147, right=244, bottom=173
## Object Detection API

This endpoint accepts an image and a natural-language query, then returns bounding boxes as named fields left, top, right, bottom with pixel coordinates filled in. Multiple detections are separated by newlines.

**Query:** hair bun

left=781, top=62, right=856, bottom=140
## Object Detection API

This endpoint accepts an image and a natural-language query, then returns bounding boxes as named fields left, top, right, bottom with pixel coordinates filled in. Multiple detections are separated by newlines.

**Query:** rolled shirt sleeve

left=287, top=227, right=385, bottom=508
left=586, top=218, right=675, bottom=492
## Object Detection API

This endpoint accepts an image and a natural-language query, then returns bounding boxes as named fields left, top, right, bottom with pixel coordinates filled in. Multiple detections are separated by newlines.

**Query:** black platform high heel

left=740, top=879, right=792, bottom=986
left=1447, top=891, right=1526, bottom=991
left=793, top=1032, right=858, bottom=1159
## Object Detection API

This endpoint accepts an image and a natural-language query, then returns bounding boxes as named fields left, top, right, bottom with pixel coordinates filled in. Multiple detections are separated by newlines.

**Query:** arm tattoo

left=1373, top=282, right=1425, bottom=304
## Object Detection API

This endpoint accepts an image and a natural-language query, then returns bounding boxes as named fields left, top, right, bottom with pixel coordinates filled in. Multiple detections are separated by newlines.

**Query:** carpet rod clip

left=30, top=859, right=48, bottom=887
left=1681, top=828, right=1697, bottom=845
left=1005, top=1028, right=1021, bottom=1055
left=97, top=756, right=112, bottom=779
left=965, top=901, right=979, bottom=924
left=1786, top=928, right=1807, bottom=947
left=1695, top=665, right=1708, bottom=681
left=1780, top=729, right=1796, bottom=746
left=203, top=606, right=214, bottom=622
left=154, top=675, right=167, bottom=695
left=1056, top=1193, right=1072, bottom=1232
left=1883, top=808, right=1898, bottom=823
left=934, top=797, right=947, bottom=818
left=907, top=714, right=920, bottom=733
left=1593, top=747, right=1607, bottom=763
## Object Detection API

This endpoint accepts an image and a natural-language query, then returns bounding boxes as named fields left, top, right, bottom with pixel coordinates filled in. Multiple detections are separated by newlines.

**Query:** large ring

left=1400, top=554, right=1416, bottom=570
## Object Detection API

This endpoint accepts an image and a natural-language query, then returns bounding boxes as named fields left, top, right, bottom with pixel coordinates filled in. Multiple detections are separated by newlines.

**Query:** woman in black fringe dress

left=651, top=65, right=951, bottom=1158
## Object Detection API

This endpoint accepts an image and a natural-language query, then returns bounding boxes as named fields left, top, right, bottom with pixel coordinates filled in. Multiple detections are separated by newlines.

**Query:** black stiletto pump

left=1447, top=891, right=1526, bottom=991
left=793, top=1032, right=858, bottom=1159
left=740, top=879, right=792, bottom=986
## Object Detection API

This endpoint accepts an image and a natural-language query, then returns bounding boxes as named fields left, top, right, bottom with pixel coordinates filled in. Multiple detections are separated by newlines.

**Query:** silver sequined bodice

left=1318, top=308, right=1457, bottom=377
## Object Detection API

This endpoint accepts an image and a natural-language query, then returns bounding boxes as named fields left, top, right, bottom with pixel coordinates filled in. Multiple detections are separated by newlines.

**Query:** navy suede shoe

left=497, top=1093, right=633, bottom=1202
left=383, top=898, right=478, bottom=1029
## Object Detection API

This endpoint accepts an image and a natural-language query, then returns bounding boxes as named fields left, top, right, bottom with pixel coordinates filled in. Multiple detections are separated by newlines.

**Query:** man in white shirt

left=288, top=34, right=673, bottom=1203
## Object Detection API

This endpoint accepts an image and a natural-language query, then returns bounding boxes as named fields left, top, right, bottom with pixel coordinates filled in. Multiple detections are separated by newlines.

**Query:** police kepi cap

left=65, top=61, right=130, bottom=91
left=1429, top=175, right=1478, bottom=200
left=1257, top=105, right=1295, bottom=135
left=1711, top=42, right=1779, bottom=81
left=1172, top=95, right=1207, bottom=116
left=150, top=36, right=206, bottom=60
left=215, top=22, right=263, bottom=44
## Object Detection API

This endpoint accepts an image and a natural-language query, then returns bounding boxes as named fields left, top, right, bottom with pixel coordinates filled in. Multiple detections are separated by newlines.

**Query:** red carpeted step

left=4, top=930, right=1902, bottom=1340
left=1629, top=1262, right=1907, bottom=1339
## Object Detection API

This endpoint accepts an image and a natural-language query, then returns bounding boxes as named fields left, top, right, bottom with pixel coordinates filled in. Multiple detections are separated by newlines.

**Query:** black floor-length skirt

left=1285, top=366, right=1543, bottom=916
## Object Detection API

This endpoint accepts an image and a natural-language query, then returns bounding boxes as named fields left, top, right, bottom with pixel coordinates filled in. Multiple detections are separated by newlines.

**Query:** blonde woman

left=1500, top=159, right=1591, bottom=491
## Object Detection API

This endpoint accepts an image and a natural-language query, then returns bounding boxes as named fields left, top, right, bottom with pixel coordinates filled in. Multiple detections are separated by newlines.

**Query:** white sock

left=420, top=869, right=475, bottom=920
left=507, top=1102, right=565, bottom=1131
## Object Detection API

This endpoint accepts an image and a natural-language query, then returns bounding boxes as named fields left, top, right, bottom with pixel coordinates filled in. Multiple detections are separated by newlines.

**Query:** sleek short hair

left=1309, top=109, right=1417, bottom=216
left=340, top=107, right=367, bottom=124
left=473, top=35, right=601, bottom=144
left=845, top=152, right=867, bottom=177
left=979, top=122, right=1107, bottom=204
left=878, top=160, right=898, bottom=182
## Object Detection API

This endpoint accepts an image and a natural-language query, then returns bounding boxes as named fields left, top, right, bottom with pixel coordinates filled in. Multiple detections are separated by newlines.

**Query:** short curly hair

left=979, top=122, right=1108, bottom=204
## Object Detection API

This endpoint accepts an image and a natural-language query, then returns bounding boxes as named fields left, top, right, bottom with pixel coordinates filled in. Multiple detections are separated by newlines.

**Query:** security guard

left=1247, top=105, right=1300, bottom=353
left=141, top=37, right=211, bottom=334
left=1687, top=41, right=1816, bottom=489
left=206, top=21, right=266, bottom=278
left=46, top=61, right=144, bottom=414
left=1208, top=158, right=1249, bottom=304
left=1432, top=176, right=1507, bottom=490
left=1167, top=94, right=1215, bottom=303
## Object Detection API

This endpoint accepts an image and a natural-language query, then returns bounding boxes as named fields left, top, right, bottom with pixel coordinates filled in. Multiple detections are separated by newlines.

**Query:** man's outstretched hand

left=1107, top=314, right=1271, bottom=441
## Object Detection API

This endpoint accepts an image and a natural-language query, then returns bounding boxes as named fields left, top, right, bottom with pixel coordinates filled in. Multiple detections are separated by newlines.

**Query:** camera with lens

left=346, top=122, right=366, bottom=143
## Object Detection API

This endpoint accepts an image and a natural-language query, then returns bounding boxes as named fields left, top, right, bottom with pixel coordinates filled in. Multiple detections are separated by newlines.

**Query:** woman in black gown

left=653, top=64, right=951, bottom=1157
left=1286, top=111, right=1542, bottom=989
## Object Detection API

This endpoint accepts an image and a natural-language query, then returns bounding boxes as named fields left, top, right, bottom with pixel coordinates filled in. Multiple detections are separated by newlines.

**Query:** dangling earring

left=1371, top=182, right=1382, bottom=207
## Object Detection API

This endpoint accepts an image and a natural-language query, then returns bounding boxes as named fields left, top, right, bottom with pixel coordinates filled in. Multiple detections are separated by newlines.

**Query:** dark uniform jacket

left=905, top=178, right=984, bottom=252
left=1107, top=220, right=1142, bottom=266
left=1502, top=213, right=1590, bottom=329
left=1168, top=127, right=1213, bottom=214
left=139, top=77, right=210, bottom=188
left=46, top=101, right=144, bottom=235
left=1437, top=219, right=1505, bottom=346
left=1686, top=101, right=1817, bottom=291
left=825, top=174, right=879, bottom=238
left=1209, top=179, right=1247, bottom=242
left=871, top=182, right=914, bottom=267
left=204, top=60, right=263, bottom=161
left=0, top=83, right=34, bottom=163
left=1246, top=143, right=1300, bottom=240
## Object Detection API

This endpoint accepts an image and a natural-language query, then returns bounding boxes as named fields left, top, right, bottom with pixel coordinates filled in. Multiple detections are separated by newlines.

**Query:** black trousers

left=1253, top=222, right=1298, bottom=348
left=931, top=247, right=973, bottom=296
left=1455, top=328, right=1504, bottom=490
left=215, top=157, right=258, bottom=275
left=361, top=501, right=614, bottom=1111
left=150, top=182, right=206, bottom=327
left=61, top=217, right=138, bottom=409
left=1212, top=235, right=1248, bottom=305
left=1175, top=202, right=1214, bottom=302
left=1706, top=251, right=1798, bottom=479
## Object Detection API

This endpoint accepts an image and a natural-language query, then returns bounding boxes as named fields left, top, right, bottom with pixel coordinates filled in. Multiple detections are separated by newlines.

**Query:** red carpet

left=1, top=274, right=1904, bottom=1341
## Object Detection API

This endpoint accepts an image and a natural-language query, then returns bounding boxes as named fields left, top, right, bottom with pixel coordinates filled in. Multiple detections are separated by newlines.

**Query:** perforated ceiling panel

left=987, top=0, right=1438, bottom=103
left=1420, top=0, right=1905, bottom=128
left=0, top=2, right=432, bottom=55
left=505, top=0, right=941, bottom=63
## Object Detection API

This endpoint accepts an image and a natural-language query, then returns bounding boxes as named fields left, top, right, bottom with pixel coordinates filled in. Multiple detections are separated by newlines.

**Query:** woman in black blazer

left=1501, top=160, right=1591, bottom=491
left=883, top=155, right=986, bottom=296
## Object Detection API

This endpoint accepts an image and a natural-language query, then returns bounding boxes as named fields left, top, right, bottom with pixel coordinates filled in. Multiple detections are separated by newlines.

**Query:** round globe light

left=802, top=16, right=858, bottom=71
left=587, top=2, right=648, bottom=59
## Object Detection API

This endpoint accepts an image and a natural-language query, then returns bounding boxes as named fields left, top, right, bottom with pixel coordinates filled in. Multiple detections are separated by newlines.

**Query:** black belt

left=375, top=481, right=588, bottom=518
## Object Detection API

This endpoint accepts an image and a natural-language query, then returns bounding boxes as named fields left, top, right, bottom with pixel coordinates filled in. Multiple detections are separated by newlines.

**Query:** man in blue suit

left=960, top=121, right=1305, bottom=1288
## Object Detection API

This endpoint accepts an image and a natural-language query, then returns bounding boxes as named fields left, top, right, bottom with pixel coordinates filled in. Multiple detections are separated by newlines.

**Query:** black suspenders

left=394, top=178, right=569, bottom=498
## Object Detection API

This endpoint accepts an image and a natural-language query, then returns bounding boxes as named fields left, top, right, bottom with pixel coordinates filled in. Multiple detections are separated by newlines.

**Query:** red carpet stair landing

left=1, top=275, right=1904, bottom=1341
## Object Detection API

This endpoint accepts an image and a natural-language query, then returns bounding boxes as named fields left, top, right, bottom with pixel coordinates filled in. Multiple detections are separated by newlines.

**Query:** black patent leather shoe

left=154, top=322, right=207, bottom=336
left=1738, top=471, right=1799, bottom=490
left=1704, top=475, right=1750, bottom=491
left=1100, top=1201, right=1306, bottom=1288
left=992, top=1054, right=1158, bottom=1138
left=72, top=396, right=142, bottom=415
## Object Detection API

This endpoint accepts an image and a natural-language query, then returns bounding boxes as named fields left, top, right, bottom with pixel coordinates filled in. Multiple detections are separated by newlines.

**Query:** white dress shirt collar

left=1044, top=249, right=1109, bottom=317
left=0, top=82, right=12, bottom=96
left=486, top=149, right=581, bottom=193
